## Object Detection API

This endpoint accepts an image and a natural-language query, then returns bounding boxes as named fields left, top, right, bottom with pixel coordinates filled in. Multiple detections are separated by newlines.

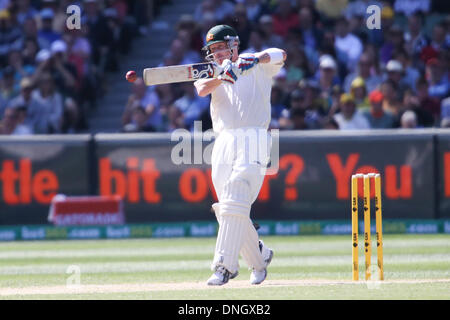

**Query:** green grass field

left=0, top=234, right=449, bottom=300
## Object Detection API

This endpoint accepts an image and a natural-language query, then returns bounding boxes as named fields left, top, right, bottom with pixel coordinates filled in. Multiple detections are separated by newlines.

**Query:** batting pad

left=211, top=203, right=220, bottom=222
left=220, top=178, right=251, bottom=216
left=240, top=220, right=265, bottom=271
left=211, top=213, right=248, bottom=274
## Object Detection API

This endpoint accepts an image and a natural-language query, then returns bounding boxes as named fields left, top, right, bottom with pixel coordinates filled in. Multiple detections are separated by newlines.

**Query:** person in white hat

left=385, top=59, right=411, bottom=101
left=318, top=55, right=338, bottom=102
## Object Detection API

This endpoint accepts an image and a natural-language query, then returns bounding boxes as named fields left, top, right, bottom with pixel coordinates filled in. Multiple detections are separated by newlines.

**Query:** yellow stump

left=375, top=174, right=384, bottom=280
left=351, top=175, right=359, bottom=281
left=363, top=175, right=371, bottom=280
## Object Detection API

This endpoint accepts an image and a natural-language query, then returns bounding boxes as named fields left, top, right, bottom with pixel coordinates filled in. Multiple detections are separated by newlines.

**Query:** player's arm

left=194, top=78, right=222, bottom=97
left=233, top=48, right=286, bottom=76
left=194, top=60, right=239, bottom=96
left=255, top=48, right=287, bottom=65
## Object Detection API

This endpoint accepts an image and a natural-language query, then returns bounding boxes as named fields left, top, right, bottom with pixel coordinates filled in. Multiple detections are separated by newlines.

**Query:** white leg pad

left=240, top=220, right=265, bottom=271
left=220, top=178, right=251, bottom=216
left=212, top=213, right=248, bottom=274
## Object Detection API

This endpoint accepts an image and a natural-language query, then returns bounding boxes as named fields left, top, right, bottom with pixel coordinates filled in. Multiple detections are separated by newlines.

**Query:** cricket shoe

left=250, top=240, right=274, bottom=285
left=207, top=265, right=232, bottom=286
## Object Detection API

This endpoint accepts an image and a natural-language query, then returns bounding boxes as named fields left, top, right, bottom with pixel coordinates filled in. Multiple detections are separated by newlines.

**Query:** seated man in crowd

left=363, top=90, right=395, bottom=129
left=0, top=104, right=33, bottom=135
left=333, top=93, right=371, bottom=130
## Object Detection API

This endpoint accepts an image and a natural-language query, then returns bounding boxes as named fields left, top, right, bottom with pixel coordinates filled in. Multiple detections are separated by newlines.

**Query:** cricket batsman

left=194, top=25, right=286, bottom=286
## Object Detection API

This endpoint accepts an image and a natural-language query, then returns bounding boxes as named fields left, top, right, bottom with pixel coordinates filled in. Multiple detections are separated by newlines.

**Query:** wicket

left=351, top=173, right=384, bottom=281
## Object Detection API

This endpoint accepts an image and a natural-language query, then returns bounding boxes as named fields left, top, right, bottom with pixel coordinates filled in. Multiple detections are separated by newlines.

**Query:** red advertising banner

left=48, top=195, right=124, bottom=226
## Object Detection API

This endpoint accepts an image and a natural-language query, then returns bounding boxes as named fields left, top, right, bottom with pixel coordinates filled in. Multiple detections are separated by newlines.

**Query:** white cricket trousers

left=210, top=127, right=271, bottom=274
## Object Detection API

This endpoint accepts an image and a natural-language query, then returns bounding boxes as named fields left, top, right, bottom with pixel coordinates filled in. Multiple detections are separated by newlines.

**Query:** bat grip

left=214, top=63, right=224, bottom=77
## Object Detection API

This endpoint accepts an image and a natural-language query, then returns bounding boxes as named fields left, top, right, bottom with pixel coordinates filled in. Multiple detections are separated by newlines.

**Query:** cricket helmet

left=203, top=25, right=240, bottom=53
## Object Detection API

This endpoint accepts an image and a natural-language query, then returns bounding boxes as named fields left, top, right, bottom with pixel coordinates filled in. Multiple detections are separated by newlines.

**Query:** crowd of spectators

left=123, top=0, right=449, bottom=133
left=0, top=0, right=158, bottom=135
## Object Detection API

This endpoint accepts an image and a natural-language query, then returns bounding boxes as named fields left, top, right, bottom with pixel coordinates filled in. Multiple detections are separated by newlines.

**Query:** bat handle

left=214, top=63, right=224, bottom=77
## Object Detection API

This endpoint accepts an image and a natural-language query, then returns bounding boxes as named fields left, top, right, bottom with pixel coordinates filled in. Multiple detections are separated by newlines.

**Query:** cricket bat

left=143, top=62, right=223, bottom=86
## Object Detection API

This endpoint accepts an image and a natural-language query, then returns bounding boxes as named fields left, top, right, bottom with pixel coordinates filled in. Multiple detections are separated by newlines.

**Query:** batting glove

left=235, top=55, right=259, bottom=75
left=218, top=59, right=238, bottom=84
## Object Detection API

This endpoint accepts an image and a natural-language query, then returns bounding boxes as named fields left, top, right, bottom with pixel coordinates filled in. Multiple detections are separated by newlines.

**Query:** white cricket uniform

left=201, top=54, right=283, bottom=274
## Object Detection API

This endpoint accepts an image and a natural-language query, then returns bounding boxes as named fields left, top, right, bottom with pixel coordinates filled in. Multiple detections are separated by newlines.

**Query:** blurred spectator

left=326, top=83, right=343, bottom=118
left=229, top=3, right=252, bottom=52
left=393, top=49, right=420, bottom=92
left=363, top=90, right=395, bottom=129
left=20, top=37, right=40, bottom=66
left=166, top=103, right=184, bottom=132
left=83, top=0, right=119, bottom=72
left=38, top=8, right=61, bottom=49
left=242, top=28, right=268, bottom=54
left=270, top=85, right=288, bottom=127
left=15, top=0, right=38, bottom=25
left=315, top=0, right=348, bottom=21
left=8, top=77, right=37, bottom=128
left=400, top=89, right=434, bottom=127
left=384, top=59, right=410, bottom=99
left=322, top=117, right=339, bottom=129
left=334, top=17, right=363, bottom=73
left=0, top=105, right=33, bottom=135
left=173, top=82, right=209, bottom=131
left=292, top=89, right=321, bottom=128
left=0, top=65, right=17, bottom=117
left=122, top=105, right=156, bottom=133
left=426, top=58, right=449, bottom=100
left=194, top=0, right=234, bottom=23
left=63, top=26, right=97, bottom=105
left=381, top=80, right=403, bottom=117
left=289, top=108, right=308, bottom=130
left=298, top=6, right=322, bottom=51
left=176, top=14, right=203, bottom=53
left=20, top=17, right=47, bottom=51
left=333, top=93, right=370, bottom=130
left=29, top=72, right=63, bottom=133
left=176, top=29, right=201, bottom=64
left=350, top=77, right=370, bottom=110
left=394, top=0, right=431, bottom=16
left=318, top=30, right=336, bottom=59
left=33, top=40, right=77, bottom=98
left=420, top=22, right=449, bottom=63
left=404, top=11, right=429, bottom=65
left=284, top=45, right=309, bottom=90
left=258, top=15, right=283, bottom=49
left=122, top=78, right=162, bottom=131
left=380, top=25, right=404, bottom=64
left=400, top=110, right=418, bottom=129
left=343, top=53, right=382, bottom=93
left=0, top=9, right=22, bottom=66
left=429, top=22, right=450, bottom=52
left=416, top=77, right=441, bottom=124
left=380, top=5, right=395, bottom=32
left=271, top=0, right=299, bottom=38
left=317, top=55, right=339, bottom=111
left=47, top=0, right=72, bottom=33
left=300, top=78, right=329, bottom=116
left=345, top=0, right=382, bottom=20
left=164, top=38, right=196, bottom=66
left=244, top=0, right=267, bottom=23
